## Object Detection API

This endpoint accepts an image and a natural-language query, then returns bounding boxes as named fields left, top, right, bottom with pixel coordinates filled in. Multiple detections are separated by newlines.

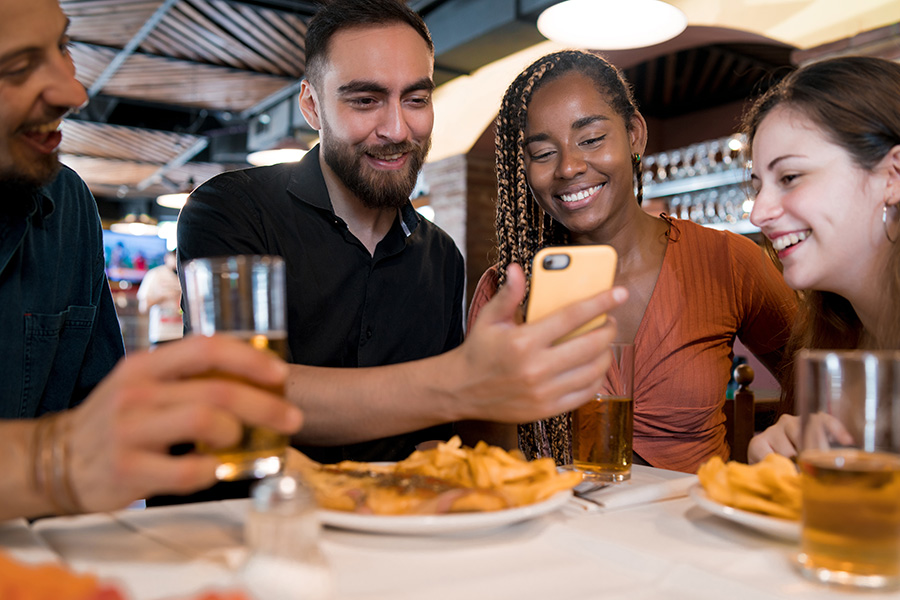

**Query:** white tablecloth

left=1, top=466, right=887, bottom=600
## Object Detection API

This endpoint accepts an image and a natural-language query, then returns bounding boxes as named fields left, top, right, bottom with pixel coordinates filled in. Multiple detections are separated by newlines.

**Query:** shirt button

left=366, top=327, right=373, bottom=339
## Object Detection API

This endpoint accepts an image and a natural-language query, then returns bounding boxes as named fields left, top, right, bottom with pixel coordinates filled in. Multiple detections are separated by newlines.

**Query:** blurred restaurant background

left=61, top=0, right=900, bottom=374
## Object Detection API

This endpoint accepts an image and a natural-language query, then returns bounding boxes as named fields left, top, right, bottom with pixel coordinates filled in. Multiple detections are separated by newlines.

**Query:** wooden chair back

left=724, top=364, right=755, bottom=463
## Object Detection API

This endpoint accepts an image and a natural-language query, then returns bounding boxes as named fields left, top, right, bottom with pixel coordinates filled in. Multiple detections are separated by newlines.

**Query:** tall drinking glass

left=182, top=255, right=290, bottom=482
left=571, top=343, right=635, bottom=482
left=795, top=350, right=900, bottom=590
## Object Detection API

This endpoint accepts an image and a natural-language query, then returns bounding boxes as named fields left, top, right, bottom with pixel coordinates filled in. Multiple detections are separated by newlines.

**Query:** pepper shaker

left=241, top=473, right=333, bottom=599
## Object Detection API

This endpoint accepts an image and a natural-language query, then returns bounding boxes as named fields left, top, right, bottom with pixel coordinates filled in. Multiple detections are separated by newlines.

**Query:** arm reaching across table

left=284, top=263, right=629, bottom=446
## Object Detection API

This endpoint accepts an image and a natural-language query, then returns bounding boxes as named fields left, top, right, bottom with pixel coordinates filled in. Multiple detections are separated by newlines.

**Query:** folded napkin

left=570, top=475, right=697, bottom=512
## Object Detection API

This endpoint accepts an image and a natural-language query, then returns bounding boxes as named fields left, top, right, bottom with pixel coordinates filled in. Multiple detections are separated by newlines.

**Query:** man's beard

left=321, top=126, right=430, bottom=210
left=0, top=147, right=62, bottom=191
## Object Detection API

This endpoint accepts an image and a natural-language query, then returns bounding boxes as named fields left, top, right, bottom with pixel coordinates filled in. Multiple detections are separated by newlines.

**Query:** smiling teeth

left=560, top=185, right=602, bottom=203
left=772, top=230, right=811, bottom=252
left=29, top=120, right=62, bottom=134
left=371, top=152, right=402, bottom=161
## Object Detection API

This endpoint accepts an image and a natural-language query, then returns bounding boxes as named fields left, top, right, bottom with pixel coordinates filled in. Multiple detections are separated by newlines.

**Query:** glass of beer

left=570, top=342, right=635, bottom=482
left=795, top=350, right=900, bottom=590
left=182, top=255, right=290, bottom=482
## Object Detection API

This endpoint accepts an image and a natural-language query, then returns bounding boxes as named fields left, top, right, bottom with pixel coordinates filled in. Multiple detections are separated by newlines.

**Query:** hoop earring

left=884, top=203, right=899, bottom=243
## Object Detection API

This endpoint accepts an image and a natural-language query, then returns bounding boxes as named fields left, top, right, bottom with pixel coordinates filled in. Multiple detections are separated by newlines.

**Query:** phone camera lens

left=542, top=254, right=570, bottom=270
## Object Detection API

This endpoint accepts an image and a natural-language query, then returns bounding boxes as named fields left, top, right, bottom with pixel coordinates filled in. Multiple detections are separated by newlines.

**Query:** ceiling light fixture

left=110, top=213, right=159, bottom=236
left=537, top=0, right=687, bottom=50
left=246, top=137, right=309, bottom=166
left=156, top=192, right=190, bottom=210
left=156, top=177, right=195, bottom=211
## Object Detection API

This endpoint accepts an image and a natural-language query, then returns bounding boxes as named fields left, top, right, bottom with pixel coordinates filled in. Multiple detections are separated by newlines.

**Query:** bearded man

left=176, top=0, right=463, bottom=464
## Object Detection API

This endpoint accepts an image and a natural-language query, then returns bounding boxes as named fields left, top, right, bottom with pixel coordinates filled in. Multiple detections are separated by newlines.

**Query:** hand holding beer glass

left=795, top=350, right=900, bottom=590
left=571, top=343, right=635, bottom=482
left=183, top=255, right=290, bottom=482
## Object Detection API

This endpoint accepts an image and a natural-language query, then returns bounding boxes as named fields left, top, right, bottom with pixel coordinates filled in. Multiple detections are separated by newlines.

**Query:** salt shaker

left=241, top=473, right=333, bottom=600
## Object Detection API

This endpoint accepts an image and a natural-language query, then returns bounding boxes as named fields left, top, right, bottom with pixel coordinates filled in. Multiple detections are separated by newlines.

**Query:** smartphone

left=526, top=245, right=618, bottom=343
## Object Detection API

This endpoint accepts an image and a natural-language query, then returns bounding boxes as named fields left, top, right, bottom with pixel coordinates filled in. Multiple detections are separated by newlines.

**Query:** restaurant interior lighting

left=110, top=213, right=159, bottom=236
left=156, top=191, right=190, bottom=210
left=537, top=0, right=687, bottom=50
left=246, top=138, right=309, bottom=166
left=156, top=177, right=195, bottom=210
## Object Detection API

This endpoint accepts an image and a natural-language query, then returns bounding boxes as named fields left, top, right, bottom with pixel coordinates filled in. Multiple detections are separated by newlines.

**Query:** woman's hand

left=748, top=412, right=854, bottom=463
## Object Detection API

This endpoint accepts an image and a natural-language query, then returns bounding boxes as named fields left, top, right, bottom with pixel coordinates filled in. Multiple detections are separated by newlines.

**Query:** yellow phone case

left=526, top=245, right=618, bottom=343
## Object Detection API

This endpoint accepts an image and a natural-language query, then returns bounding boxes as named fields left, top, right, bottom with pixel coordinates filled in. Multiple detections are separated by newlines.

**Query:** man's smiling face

left=302, top=23, right=434, bottom=209
left=0, top=0, right=87, bottom=187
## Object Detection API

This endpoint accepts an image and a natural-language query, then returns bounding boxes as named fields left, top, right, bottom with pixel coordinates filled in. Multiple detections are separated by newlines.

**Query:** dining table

left=0, top=465, right=889, bottom=600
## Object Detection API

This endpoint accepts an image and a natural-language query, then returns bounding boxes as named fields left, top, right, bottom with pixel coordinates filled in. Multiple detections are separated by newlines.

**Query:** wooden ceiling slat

left=63, top=0, right=164, bottom=11
left=142, top=30, right=208, bottom=64
left=707, top=53, right=737, bottom=95
left=662, top=53, right=677, bottom=108
left=692, top=48, right=720, bottom=96
left=677, top=49, right=699, bottom=102
left=171, top=0, right=284, bottom=73
left=193, top=0, right=293, bottom=75
left=148, top=17, right=244, bottom=67
left=72, top=41, right=292, bottom=111
left=266, top=12, right=308, bottom=66
left=642, top=60, right=657, bottom=109
left=232, top=3, right=304, bottom=72
left=70, top=42, right=117, bottom=87
left=165, top=13, right=238, bottom=63
left=168, top=2, right=264, bottom=69
left=64, top=0, right=161, bottom=46
left=61, top=120, right=203, bottom=165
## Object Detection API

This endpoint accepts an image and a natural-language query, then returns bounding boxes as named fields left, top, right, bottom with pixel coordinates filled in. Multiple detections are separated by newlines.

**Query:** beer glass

left=571, top=343, right=635, bottom=482
left=795, top=350, right=900, bottom=590
left=182, top=255, right=290, bottom=482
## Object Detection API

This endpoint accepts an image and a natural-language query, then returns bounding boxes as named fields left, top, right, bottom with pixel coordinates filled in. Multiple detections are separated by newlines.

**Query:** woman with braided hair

left=467, top=50, right=797, bottom=473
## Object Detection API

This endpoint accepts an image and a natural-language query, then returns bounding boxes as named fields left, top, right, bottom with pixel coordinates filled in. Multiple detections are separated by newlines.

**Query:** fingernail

left=612, top=287, right=628, bottom=302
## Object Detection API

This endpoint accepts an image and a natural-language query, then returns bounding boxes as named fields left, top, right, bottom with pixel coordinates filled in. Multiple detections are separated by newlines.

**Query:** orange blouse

left=467, top=219, right=797, bottom=473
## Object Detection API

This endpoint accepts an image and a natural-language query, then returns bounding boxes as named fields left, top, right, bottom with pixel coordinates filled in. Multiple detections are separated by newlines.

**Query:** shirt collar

left=0, top=181, right=55, bottom=221
left=33, top=187, right=56, bottom=220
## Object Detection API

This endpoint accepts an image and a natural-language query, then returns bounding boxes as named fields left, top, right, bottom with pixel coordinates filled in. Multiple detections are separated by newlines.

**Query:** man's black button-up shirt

left=177, top=146, right=465, bottom=463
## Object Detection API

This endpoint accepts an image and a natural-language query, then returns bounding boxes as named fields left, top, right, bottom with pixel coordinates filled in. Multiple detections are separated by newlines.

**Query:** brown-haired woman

left=468, top=50, right=797, bottom=473
left=745, top=56, right=900, bottom=462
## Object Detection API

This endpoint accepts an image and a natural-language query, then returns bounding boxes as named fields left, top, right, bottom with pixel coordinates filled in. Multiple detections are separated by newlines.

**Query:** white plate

left=318, top=490, right=572, bottom=535
left=689, top=484, right=799, bottom=541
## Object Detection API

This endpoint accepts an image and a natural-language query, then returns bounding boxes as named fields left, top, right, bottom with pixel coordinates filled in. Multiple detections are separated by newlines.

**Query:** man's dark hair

left=304, top=0, right=433, bottom=86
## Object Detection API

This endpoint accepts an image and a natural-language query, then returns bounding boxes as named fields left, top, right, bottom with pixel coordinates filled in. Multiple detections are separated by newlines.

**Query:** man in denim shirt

left=0, top=166, right=125, bottom=419
left=0, top=3, right=123, bottom=418
left=0, top=0, right=303, bottom=520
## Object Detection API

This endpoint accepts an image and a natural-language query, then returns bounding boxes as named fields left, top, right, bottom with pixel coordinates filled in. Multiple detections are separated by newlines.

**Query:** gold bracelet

left=55, top=414, right=85, bottom=514
left=35, top=414, right=67, bottom=515
left=30, top=415, right=49, bottom=497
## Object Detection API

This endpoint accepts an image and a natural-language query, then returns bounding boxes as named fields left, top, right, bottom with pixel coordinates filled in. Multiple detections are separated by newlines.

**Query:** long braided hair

left=493, top=50, right=643, bottom=462
left=494, top=50, right=643, bottom=296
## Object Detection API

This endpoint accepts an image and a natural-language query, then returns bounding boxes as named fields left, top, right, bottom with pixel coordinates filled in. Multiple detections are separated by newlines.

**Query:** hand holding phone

left=526, top=245, right=618, bottom=343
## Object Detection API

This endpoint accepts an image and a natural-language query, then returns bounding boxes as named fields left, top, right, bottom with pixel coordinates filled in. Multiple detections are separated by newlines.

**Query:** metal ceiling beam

left=87, top=0, right=180, bottom=97
left=240, top=80, right=303, bottom=120
left=135, top=137, right=210, bottom=192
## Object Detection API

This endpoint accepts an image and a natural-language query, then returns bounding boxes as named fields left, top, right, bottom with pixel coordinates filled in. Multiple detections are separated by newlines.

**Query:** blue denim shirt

left=0, top=166, right=125, bottom=418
